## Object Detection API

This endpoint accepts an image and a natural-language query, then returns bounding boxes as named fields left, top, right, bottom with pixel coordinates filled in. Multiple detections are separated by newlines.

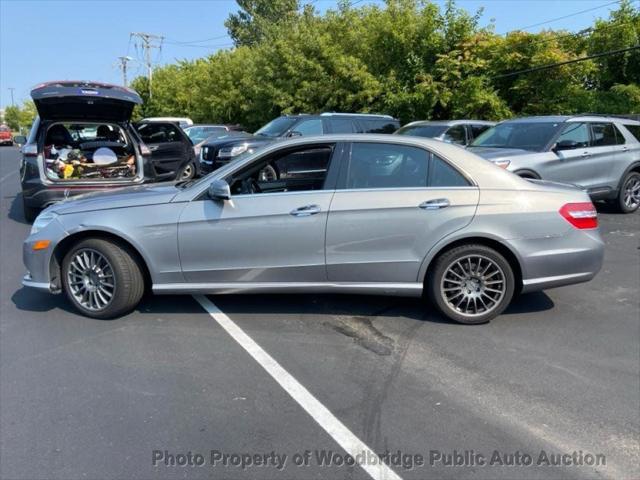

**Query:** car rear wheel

left=61, top=238, right=145, bottom=319
left=616, top=171, right=640, bottom=213
left=427, top=244, right=515, bottom=324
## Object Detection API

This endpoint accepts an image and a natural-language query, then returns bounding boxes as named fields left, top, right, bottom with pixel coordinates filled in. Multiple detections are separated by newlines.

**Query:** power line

left=493, top=44, right=640, bottom=79
left=164, top=34, right=229, bottom=45
left=501, top=0, right=622, bottom=33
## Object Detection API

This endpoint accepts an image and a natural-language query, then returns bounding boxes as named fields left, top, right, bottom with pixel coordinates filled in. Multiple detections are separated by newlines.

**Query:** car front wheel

left=616, top=171, right=640, bottom=213
left=427, top=244, right=515, bottom=324
left=61, top=238, right=145, bottom=319
left=178, top=161, right=196, bottom=181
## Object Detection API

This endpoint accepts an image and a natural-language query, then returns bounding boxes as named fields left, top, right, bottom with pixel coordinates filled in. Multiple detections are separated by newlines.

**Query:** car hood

left=202, top=134, right=271, bottom=148
left=49, top=184, right=179, bottom=215
left=467, top=147, right=537, bottom=161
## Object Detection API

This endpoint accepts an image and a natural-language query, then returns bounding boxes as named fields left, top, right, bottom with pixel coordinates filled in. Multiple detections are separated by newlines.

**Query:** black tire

left=427, top=244, right=515, bottom=324
left=615, top=171, right=640, bottom=213
left=61, top=238, right=145, bottom=319
left=178, top=161, right=196, bottom=181
left=22, top=197, right=40, bottom=223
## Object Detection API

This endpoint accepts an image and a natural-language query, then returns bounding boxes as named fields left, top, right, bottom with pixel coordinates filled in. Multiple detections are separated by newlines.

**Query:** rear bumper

left=509, top=228, right=605, bottom=293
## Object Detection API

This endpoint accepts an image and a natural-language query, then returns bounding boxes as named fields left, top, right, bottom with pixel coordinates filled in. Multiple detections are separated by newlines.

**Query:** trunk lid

left=31, top=81, right=142, bottom=122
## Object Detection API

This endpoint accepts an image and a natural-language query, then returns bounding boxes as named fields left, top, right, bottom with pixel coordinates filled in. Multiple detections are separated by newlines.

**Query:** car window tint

left=230, top=145, right=333, bottom=195
left=612, top=124, right=626, bottom=145
left=429, top=155, right=470, bottom=187
left=137, top=123, right=181, bottom=143
left=329, top=118, right=356, bottom=133
left=443, top=125, right=467, bottom=145
left=623, top=124, right=640, bottom=142
left=470, top=124, right=491, bottom=139
left=344, top=143, right=429, bottom=189
left=557, top=123, right=590, bottom=148
left=590, top=123, right=617, bottom=147
left=293, top=119, right=323, bottom=136
left=360, top=120, right=397, bottom=134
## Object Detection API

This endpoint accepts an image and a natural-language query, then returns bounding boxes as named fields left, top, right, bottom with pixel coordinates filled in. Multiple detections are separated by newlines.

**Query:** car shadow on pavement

left=8, top=192, right=30, bottom=225
left=11, top=288, right=203, bottom=319
left=210, top=291, right=555, bottom=325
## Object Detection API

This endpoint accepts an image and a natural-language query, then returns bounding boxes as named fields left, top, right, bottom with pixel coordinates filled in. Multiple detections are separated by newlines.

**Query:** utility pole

left=117, top=56, right=133, bottom=87
left=130, top=32, right=164, bottom=98
left=7, top=87, right=15, bottom=106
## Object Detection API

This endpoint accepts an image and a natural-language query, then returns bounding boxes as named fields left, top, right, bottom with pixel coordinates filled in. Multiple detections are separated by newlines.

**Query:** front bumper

left=22, top=218, right=67, bottom=294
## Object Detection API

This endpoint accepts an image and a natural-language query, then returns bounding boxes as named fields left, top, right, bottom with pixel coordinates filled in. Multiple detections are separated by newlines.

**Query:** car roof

left=280, top=113, right=397, bottom=121
left=404, top=120, right=495, bottom=127
left=213, top=134, right=526, bottom=190
left=502, top=115, right=640, bottom=125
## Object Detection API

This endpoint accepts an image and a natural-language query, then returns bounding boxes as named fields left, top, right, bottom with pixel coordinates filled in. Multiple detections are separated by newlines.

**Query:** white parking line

left=193, top=295, right=403, bottom=480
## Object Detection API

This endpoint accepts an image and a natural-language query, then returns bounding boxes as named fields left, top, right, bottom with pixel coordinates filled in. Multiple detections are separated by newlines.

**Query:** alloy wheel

left=440, top=254, right=506, bottom=318
left=67, top=248, right=116, bottom=311
left=623, top=176, right=640, bottom=210
left=180, top=163, right=195, bottom=181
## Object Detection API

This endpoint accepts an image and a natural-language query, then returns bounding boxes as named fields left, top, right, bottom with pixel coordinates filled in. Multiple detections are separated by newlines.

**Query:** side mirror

left=554, top=140, right=579, bottom=152
left=207, top=179, right=231, bottom=201
left=288, top=131, right=303, bottom=138
left=13, top=135, right=27, bottom=145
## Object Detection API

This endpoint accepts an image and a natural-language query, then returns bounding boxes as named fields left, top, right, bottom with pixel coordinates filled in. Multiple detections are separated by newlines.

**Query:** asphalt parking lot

left=0, top=146, right=638, bottom=480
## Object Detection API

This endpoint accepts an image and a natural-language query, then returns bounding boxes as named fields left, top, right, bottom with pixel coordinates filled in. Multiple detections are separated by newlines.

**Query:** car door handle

left=290, top=204, right=321, bottom=216
left=581, top=151, right=591, bottom=158
left=419, top=198, right=450, bottom=210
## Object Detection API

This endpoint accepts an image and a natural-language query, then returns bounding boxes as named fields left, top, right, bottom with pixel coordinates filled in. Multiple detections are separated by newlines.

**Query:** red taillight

left=559, top=202, right=598, bottom=229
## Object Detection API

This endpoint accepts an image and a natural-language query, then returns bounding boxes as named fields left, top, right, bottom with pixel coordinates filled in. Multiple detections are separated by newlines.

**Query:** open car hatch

left=31, top=81, right=142, bottom=122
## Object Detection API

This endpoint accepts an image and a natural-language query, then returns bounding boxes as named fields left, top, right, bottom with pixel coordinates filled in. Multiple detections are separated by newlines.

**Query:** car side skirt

left=153, top=282, right=424, bottom=297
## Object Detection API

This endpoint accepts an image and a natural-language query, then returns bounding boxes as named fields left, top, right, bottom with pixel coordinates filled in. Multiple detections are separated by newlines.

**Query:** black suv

left=199, top=113, right=400, bottom=174
left=20, top=81, right=196, bottom=221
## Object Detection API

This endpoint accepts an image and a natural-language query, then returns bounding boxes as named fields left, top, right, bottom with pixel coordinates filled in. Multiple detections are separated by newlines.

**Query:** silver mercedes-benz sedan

left=22, top=135, right=604, bottom=324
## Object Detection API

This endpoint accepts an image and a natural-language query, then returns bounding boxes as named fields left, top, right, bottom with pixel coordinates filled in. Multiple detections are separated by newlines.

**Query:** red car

left=0, top=125, right=13, bottom=145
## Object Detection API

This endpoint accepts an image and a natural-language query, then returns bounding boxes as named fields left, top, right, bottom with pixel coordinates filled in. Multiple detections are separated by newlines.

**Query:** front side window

left=590, top=123, right=617, bottom=147
left=443, top=125, right=467, bottom=145
left=556, top=123, right=590, bottom=148
left=292, top=119, right=323, bottom=136
left=229, top=144, right=334, bottom=195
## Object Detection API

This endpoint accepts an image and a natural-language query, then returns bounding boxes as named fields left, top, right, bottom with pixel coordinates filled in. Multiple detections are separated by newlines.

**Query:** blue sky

left=0, top=0, right=627, bottom=109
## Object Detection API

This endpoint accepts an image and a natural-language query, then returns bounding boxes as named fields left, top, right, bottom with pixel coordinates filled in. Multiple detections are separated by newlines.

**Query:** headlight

left=494, top=159, right=511, bottom=169
left=30, top=211, right=58, bottom=235
left=218, top=144, right=248, bottom=158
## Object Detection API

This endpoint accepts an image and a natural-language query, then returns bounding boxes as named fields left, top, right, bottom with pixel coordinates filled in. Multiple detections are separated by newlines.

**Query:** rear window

left=623, top=124, right=640, bottom=142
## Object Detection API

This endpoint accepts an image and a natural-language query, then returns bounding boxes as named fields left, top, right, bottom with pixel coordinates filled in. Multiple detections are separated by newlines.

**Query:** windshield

left=470, top=122, right=561, bottom=151
left=254, top=117, right=298, bottom=138
left=185, top=126, right=227, bottom=144
left=395, top=124, right=448, bottom=138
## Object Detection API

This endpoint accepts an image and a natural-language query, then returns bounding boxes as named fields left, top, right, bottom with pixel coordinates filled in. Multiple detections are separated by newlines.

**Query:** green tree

left=225, top=0, right=300, bottom=47
left=4, top=101, right=36, bottom=131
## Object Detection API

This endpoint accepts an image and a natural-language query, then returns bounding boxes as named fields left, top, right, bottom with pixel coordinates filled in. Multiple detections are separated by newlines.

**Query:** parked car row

left=17, top=81, right=640, bottom=225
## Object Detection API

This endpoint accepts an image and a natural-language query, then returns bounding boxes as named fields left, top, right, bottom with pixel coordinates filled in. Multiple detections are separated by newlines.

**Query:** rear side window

left=342, top=142, right=469, bottom=189
left=360, top=120, right=398, bottom=134
left=590, top=123, right=618, bottom=147
left=429, top=155, right=470, bottom=187
left=329, top=118, right=356, bottom=133
left=292, top=119, right=323, bottom=136
left=137, top=123, right=182, bottom=143
left=623, top=124, right=640, bottom=142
